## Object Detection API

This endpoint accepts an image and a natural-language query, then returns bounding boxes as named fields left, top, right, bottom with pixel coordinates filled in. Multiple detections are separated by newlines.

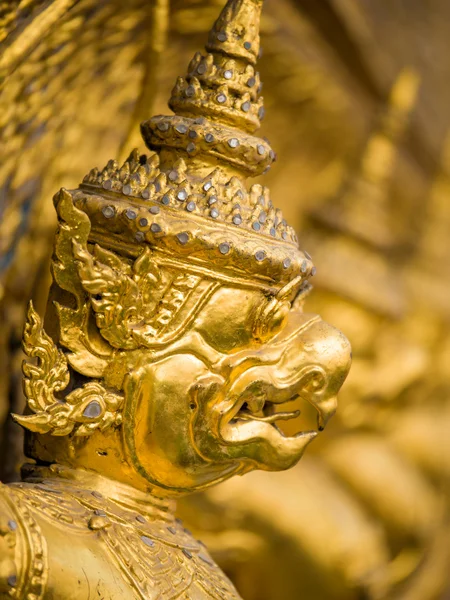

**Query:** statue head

left=15, top=0, right=351, bottom=497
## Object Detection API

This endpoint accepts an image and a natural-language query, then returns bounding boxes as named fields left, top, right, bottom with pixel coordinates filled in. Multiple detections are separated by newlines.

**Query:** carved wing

left=52, top=189, right=114, bottom=377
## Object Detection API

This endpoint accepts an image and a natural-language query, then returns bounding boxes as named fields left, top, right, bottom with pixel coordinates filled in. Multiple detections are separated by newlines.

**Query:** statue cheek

left=122, top=355, right=217, bottom=489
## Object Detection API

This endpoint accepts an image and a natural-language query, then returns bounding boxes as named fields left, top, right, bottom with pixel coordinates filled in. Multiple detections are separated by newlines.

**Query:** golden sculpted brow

left=0, top=0, right=351, bottom=598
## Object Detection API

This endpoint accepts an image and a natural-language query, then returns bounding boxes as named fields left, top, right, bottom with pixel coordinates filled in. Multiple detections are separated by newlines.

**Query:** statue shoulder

left=0, top=483, right=48, bottom=600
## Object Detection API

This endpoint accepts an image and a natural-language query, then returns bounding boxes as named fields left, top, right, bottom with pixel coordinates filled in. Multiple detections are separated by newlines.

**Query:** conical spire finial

left=206, top=0, right=264, bottom=66
left=408, top=132, right=450, bottom=316
left=417, top=132, right=450, bottom=266
left=311, top=67, right=420, bottom=249
left=141, top=0, right=272, bottom=178
left=300, top=69, right=420, bottom=317
left=358, top=67, right=420, bottom=191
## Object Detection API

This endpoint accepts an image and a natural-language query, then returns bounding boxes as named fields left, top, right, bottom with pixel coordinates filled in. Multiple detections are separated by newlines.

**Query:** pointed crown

left=310, top=68, right=420, bottom=249
left=76, top=0, right=314, bottom=289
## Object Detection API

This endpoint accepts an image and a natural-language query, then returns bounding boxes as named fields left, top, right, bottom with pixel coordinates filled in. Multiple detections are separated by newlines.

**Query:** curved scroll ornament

left=13, top=303, right=123, bottom=437
left=72, top=242, right=164, bottom=350
left=72, top=232, right=214, bottom=351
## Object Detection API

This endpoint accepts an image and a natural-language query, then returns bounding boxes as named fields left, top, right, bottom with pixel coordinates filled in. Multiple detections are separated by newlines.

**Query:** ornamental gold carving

left=0, top=1, right=351, bottom=598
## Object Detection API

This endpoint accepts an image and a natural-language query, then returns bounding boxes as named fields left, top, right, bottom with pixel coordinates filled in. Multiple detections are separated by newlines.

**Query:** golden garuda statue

left=0, top=0, right=351, bottom=598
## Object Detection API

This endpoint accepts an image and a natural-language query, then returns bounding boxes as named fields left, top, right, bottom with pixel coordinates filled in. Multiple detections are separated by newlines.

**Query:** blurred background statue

left=1, top=1, right=450, bottom=599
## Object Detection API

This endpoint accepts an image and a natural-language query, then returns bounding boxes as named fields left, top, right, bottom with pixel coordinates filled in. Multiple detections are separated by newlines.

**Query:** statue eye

left=292, top=281, right=312, bottom=310
left=253, top=298, right=291, bottom=342
left=269, top=301, right=291, bottom=334
left=304, top=370, right=327, bottom=393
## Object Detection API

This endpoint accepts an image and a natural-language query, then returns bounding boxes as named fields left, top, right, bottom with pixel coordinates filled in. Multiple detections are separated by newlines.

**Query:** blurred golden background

left=1, top=1, right=450, bottom=598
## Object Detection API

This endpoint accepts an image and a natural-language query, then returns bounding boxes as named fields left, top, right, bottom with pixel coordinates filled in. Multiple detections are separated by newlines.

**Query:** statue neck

left=21, top=462, right=176, bottom=522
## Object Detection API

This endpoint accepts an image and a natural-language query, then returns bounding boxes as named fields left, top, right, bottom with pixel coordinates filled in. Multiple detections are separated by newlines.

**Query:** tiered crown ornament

left=303, top=68, right=420, bottom=318
left=80, top=0, right=313, bottom=293
left=310, top=68, right=420, bottom=250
